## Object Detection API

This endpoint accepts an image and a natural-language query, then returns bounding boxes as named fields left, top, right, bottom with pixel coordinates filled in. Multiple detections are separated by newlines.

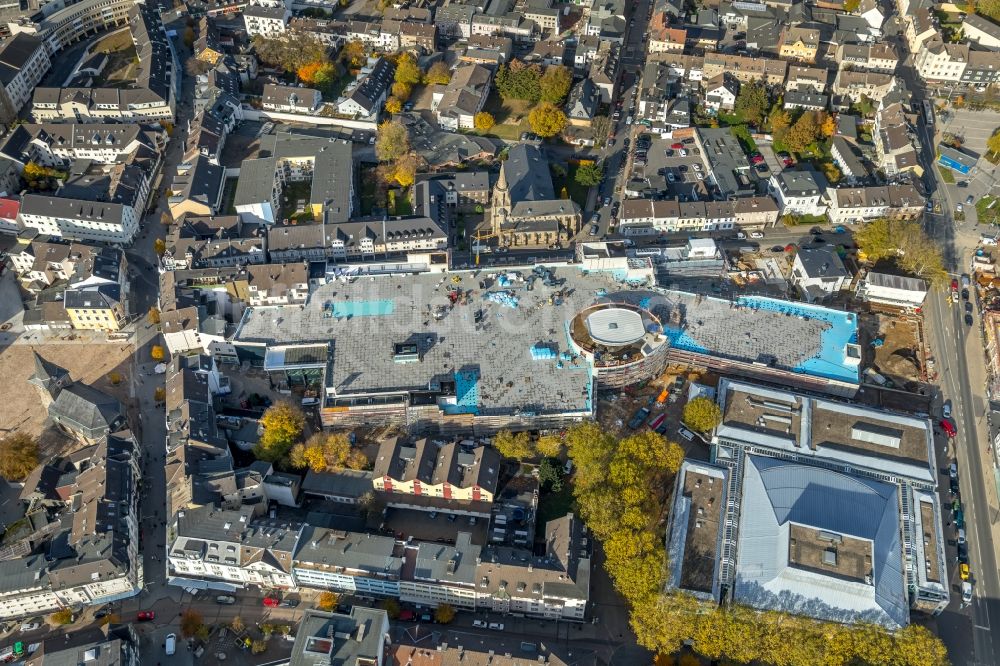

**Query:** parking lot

left=626, top=136, right=709, bottom=199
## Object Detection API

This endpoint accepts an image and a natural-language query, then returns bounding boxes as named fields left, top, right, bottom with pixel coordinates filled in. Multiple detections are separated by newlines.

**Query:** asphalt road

left=889, top=20, right=1000, bottom=665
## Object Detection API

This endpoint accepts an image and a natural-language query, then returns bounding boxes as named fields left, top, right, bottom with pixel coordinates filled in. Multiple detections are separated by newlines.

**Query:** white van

left=165, top=634, right=176, bottom=656
left=962, top=581, right=973, bottom=603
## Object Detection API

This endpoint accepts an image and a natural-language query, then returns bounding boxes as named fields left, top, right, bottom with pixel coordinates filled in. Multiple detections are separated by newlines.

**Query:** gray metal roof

left=233, top=157, right=278, bottom=207
left=290, top=609, right=387, bottom=666
left=734, top=455, right=908, bottom=628
left=795, top=246, right=849, bottom=280
left=293, top=525, right=400, bottom=576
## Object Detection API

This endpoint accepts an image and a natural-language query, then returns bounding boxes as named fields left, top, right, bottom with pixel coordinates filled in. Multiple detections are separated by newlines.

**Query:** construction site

left=859, top=311, right=928, bottom=392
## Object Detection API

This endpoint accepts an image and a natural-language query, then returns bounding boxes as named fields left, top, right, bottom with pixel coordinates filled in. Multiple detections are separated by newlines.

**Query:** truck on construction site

left=628, top=407, right=651, bottom=429
left=864, top=368, right=888, bottom=386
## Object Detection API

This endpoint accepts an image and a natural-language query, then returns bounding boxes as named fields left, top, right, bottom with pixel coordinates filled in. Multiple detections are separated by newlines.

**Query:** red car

left=670, top=142, right=684, bottom=149
left=951, top=278, right=959, bottom=291
left=398, top=610, right=416, bottom=621
left=941, top=419, right=957, bottom=438
left=263, top=597, right=280, bottom=608
left=136, top=611, right=155, bottom=621
left=751, top=155, right=765, bottom=165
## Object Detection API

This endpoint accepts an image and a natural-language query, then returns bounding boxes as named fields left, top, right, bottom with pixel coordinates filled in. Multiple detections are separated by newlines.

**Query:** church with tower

left=490, top=143, right=582, bottom=248
left=28, top=352, right=126, bottom=445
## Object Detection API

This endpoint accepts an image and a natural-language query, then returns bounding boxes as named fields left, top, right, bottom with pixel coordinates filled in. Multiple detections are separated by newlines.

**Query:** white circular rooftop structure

left=585, top=307, right=646, bottom=346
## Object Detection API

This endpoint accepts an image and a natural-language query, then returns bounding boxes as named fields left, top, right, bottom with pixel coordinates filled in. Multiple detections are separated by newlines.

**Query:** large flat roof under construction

left=234, top=268, right=861, bottom=417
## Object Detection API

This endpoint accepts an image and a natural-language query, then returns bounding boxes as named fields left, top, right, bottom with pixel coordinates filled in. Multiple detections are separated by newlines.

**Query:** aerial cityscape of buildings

left=0, top=0, right=995, bottom=662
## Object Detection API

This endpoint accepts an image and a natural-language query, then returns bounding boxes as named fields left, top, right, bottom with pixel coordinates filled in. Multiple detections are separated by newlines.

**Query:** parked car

left=749, top=232, right=764, bottom=239
left=962, top=581, right=973, bottom=603
left=962, top=288, right=970, bottom=301
left=263, top=597, right=280, bottom=608
left=136, top=612, right=155, bottom=622
left=670, top=142, right=684, bottom=149
left=960, top=563, right=971, bottom=581
left=419, top=613, right=433, bottom=622
left=942, top=419, right=957, bottom=437
left=943, top=403, right=952, bottom=419
left=215, top=596, right=237, bottom=605
left=164, top=634, right=176, bottom=657
left=950, top=476, right=960, bottom=495
left=966, top=313, right=974, bottom=326
left=472, top=619, right=487, bottom=628
left=950, top=461, right=958, bottom=478
left=488, top=622, right=505, bottom=631
left=280, top=599, right=300, bottom=608
left=679, top=149, right=688, bottom=157
left=678, top=427, right=695, bottom=441
left=399, top=610, right=416, bottom=622
left=590, top=224, right=600, bottom=236
left=18, top=624, right=38, bottom=633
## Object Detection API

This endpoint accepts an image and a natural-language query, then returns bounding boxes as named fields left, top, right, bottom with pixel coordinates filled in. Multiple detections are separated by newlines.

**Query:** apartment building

left=18, top=161, right=150, bottom=245
left=168, top=156, right=226, bottom=220
left=243, top=262, right=310, bottom=306
left=0, top=33, right=49, bottom=120
left=262, top=84, right=322, bottom=115
left=777, top=26, right=819, bottom=63
left=433, top=63, right=493, bottom=131
left=168, top=505, right=301, bottom=591
left=243, top=4, right=289, bottom=37
left=163, top=215, right=265, bottom=270
left=372, top=438, right=502, bottom=506
left=292, top=527, right=402, bottom=598
left=336, top=57, right=393, bottom=121
left=29, top=5, right=177, bottom=123
left=915, top=39, right=968, bottom=82
left=769, top=170, right=827, bottom=217
left=832, top=70, right=895, bottom=103
left=963, top=13, right=1000, bottom=49
left=0, top=122, right=165, bottom=170
left=0, top=431, right=140, bottom=619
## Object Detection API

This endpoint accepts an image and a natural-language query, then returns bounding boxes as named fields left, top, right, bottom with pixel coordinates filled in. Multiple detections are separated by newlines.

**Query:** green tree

left=253, top=401, right=306, bottom=463
left=844, top=0, right=860, bottom=10
left=317, top=591, right=338, bottom=611
left=392, top=153, right=420, bottom=188
left=591, top=115, right=613, bottom=143
left=147, top=307, right=161, bottom=325
left=180, top=610, right=204, bottom=639
left=493, top=430, right=534, bottom=460
left=528, top=102, right=567, bottom=138
left=495, top=59, right=542, bottom=102
left=424, top=61, right=451, bottom=85
left=734, top=80, right=768, bottom=127
left=379, top=598, right=401, bottom=619
left=339, top=39, right=366, bottom=68
left=394, top=52, right=423, bottom=86
left=574, top=162, right=603, bottom=187
left=768, top=108, right=791, bottom=136
left=391, top=81, right=412, bottom=101
left=252, top=32, right=328, bottom=72
left=150, top=345, right=165, bottom=362
left=536, top=434, right=562, bottom=458
left=183, top=26, right=195, bottom=49
left=783, top=110, right=821, bottom=152
left=50, top=608, right=73, bottom=625
left=539, top=65, right=572, bottom=104
left=537, top=457, right=564, bottom=491
left=375, top=120, right=410, bottom=162
left=855, top=218, right=946, bottom=283
left=434, top=604, right=456, bottom=624
left=987, top=127, right=1000, bottom=158
left=682, top=397, right=722, bottom=433
left=473, top=111, right=495, bottom=132
left=384, top=96, right=402, bottom=114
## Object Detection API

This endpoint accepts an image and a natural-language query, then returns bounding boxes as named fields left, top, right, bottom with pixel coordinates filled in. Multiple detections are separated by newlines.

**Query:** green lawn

left=360, top=167, right=379, bottom=215
left=937, top=165, right=956, bottom=184
left=977, top=196, right=1000, bottom=225
left=480, top=91, right=531, bottom=140
left=280, top=181, right=314, bottom=223
left=387, top=189, right=412, bottom=216
left=535, top=482, right=575, bottom=539
left=221, top=177, right=239, bottom=215
left=551, top=163, right=591, bottom=210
